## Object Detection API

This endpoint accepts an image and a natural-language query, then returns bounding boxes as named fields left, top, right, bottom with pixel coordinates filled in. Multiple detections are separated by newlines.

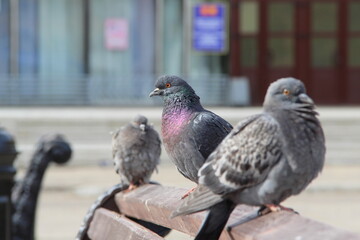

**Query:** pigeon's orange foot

left=181, top=186, right=197, bottom=199
left=123, top=183, right=140, bottom=193
left=277, top=205, right=298, bottom=214
left=258, top=204, right=298, bottom=216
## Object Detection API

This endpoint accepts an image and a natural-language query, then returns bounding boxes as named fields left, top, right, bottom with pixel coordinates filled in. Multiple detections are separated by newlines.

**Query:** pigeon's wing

left=190, top=110, right=233, bottom=160
left=112, top=126, right=131, bottom=181
left=199, top=113, right=283, bottom=195
left=111, top=129, right=121, bottom=159
left=143, top=126, right=161, bottom=175
left=167, top=111, right=233, bottom=183
left=112, top=125, right=147, bottom=183
left=169, top=138, right=206, bottom=182
left=146, top=126, right=162, bottom=162
left=112, top=127, right=129, bottom=183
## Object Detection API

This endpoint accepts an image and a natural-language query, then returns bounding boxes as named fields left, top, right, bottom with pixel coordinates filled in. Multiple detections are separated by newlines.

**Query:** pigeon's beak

left=140, top=124, right=146, bottom=131
left=298, top=93, right=314, bottom=105
left=149, top=88, right=163, bottom=97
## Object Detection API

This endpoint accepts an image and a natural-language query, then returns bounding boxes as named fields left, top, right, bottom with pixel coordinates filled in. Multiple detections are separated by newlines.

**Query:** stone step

left=1, top=107, right=359, bottom=166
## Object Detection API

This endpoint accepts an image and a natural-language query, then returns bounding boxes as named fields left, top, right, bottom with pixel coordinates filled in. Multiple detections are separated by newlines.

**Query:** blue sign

left=193, top=3, right=227, bottom=53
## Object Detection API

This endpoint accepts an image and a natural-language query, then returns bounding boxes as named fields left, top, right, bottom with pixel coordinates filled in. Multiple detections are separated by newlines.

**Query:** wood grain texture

left=114, top=184, right=360, bottom=240
left=87, top=208, right=164, bottom=240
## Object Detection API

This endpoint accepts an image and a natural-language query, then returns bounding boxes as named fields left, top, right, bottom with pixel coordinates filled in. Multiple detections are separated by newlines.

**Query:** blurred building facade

left=0, top=0, right=359, bottom=105
left=231, top=0, right=360, bottom=104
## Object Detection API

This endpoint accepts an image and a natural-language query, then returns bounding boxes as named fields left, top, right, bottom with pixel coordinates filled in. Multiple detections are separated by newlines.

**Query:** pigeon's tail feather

left=171, top=185, right=223, bottom=218
left=195, top=200, right=235, bottom=240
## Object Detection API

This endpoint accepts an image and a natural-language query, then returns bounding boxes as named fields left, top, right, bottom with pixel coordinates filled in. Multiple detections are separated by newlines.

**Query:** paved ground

left=2, top=106, right=360, bottom=239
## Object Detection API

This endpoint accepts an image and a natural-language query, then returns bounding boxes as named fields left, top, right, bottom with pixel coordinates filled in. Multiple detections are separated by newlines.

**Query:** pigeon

left=172, top=77, right=326, bottom=240
left=149, top=75, right=233, bottom=186
left=111, top=115, right=161, bottom=190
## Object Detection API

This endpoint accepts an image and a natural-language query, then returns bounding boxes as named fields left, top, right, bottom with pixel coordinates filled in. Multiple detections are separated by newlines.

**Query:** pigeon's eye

left=165, top=83, right=171, bottom=88
left=283, top=89, right=290, bottom=96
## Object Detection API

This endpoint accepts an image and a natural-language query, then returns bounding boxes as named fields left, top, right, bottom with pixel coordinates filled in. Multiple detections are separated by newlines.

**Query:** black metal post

left=0, top=128, right=18, bottom=240
left=12, top=134, right=72, bottom=240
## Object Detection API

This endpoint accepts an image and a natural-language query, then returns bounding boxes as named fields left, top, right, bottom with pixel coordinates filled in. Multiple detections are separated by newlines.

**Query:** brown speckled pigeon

left=112, top=115, right=161, bottom=190
left=172, top=77, right=326, bottom=240
left=149, top=75, right=233, bottom=186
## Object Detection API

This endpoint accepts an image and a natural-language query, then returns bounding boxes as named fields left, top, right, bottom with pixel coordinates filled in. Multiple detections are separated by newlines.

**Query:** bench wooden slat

left=115, top=184, right=360, bottom=240
left=87, top=208, right=164, bottom=240
left=115, top=184, right=204, bottom=236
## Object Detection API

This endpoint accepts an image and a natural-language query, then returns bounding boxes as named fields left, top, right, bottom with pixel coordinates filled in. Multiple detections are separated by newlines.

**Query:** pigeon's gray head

left=133, top=115, right=148, bottom=131
left=264, top=77, right=314, bottom=109
left=149, top=75, right=197, bottom=99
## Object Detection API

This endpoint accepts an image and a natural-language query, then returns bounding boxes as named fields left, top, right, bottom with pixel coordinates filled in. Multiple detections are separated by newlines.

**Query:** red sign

left=199, top=4, right=219, bottom=16
left=105, top=19, right=129, bottom=50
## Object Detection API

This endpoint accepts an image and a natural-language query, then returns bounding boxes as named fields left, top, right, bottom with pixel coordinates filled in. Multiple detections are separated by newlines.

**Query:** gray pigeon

left=149, top=75, right=233, bottom=186
left=172, top=77, right=326, bottom=240
left=112, top=115, right=161, bottom=190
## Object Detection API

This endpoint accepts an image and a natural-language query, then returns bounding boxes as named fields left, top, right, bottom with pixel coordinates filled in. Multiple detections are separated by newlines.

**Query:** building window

left=269, top=2, right=293, bottom=32
left=312, top=2, right=337, bottom=32
left=349, top=38, right=360, bottom=67
left=312, top=38, right=337, bottom=67
left=239, top=1, right=258, bottom=68
left=241, top=37, right=257, bottom=67
left=349, top=1, right=360, bottom=67
left=311, top=2, right=337, bottom=67
left=269, top=37, right=294, bottom=67
left=349, top=1, right=360, bottom=32
left=268, top=2, right=294, bottom=68
left=239, top=1, right=258, bottom=34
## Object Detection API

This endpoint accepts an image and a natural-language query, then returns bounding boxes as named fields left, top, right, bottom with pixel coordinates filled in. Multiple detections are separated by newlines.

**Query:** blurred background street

left=1, top=0, right=360, bottom=239
left=3, top=106, right=360, bottom=239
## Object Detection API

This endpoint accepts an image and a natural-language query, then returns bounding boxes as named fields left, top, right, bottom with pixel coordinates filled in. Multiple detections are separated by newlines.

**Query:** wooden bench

left=80, top=184, right=360, bottom=240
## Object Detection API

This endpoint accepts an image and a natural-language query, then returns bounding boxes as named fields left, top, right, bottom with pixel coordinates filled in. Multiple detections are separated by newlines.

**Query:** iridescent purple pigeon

left=149, top=75, right=233, bottom=188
